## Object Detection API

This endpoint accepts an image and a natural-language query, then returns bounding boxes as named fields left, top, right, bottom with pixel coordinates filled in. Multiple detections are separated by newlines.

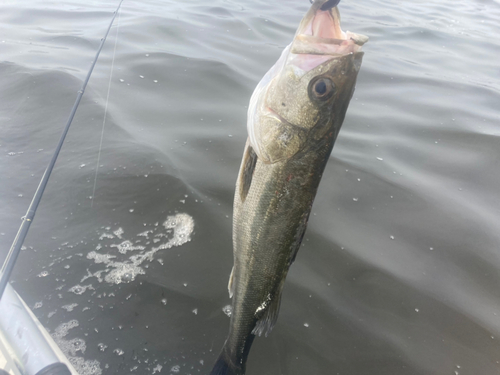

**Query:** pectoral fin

left=238, top=145, right=258, bottom=202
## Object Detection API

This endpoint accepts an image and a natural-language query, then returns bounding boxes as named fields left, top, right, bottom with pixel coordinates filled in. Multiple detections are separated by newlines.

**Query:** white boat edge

left=0, top=284, right=79, bottom=375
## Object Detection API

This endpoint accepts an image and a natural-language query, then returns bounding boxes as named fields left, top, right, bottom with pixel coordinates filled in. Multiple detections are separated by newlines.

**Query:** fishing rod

left=0, top=0, right=123, bottom=300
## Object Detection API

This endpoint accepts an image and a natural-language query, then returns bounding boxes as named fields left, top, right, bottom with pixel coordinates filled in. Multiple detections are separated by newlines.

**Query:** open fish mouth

left=292, top=0, right=368, bottom=57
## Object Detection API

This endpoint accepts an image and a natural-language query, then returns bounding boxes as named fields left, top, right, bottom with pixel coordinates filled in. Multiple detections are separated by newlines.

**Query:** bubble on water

left=163, top=213, right=194, bottom=247
left=113, top=348, right=124, bottom=356
left=113, top=227, right=124, bottom=239
left=69, top=357, right=102, bottom=375
left=33, top=301, right=43, bottom=309
left=111, top=240, right=145, bottom=254
left=68, top=284, right=94, bottom=295
left=222, top=305, right=232, bottom=317
left=53, top=320, right=79, bottom=339
left=99, top=232, right=114, bottom=240
left=87, top=214, right=195, bottom=285
left=87, top=251, right=116, bottom=264
left=170, top=365, right=180, bottom=373
left=138, top=230, right=150, bottom=237
left=105, top=263, right=145, bottom=284
left=67, top=338, right=86, bottom=355
left=62, top=303, right=78, bottom=312
left=161, top=298, right=167, bottom=305
left=52, top=320, right=102, bottom=375
left=38, top=270, right=49, bottom=277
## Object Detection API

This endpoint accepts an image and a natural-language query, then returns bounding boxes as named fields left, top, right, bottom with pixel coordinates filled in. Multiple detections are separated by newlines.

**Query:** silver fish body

left=211, top=1, right=367, bottom=374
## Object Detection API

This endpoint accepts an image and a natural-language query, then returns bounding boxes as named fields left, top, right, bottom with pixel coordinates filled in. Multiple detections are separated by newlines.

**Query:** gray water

left=1, top=0, right=499, bottom=374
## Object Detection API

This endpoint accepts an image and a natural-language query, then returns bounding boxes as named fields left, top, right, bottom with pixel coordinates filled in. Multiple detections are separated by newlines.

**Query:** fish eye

left=309, top=77, right=335, bottom=101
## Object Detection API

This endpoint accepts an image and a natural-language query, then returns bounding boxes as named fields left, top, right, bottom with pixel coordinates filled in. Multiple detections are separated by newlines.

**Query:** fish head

left=247, top=0, right=368, bottom=164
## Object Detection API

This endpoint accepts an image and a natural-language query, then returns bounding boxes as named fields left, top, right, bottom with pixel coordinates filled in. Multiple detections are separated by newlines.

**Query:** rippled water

left=1, top=0, right=499, bottom=374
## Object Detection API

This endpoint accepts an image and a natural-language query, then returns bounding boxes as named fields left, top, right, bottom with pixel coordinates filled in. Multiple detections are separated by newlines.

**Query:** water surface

left=0, top=0, right=499, bottom=374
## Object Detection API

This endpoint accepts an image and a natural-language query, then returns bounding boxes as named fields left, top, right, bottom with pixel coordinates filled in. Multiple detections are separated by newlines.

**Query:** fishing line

left=91, top=4, right=122, bottom=208
left=0, top=0, right=124, bottom=300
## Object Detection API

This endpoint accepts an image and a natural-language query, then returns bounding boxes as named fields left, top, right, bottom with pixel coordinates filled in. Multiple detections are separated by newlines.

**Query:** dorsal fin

left=239, top=145, right=258, bottom=202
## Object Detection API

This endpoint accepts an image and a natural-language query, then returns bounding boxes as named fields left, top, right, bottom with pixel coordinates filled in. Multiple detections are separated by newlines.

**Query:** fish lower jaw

left=292, top=33, right=367, bottom=56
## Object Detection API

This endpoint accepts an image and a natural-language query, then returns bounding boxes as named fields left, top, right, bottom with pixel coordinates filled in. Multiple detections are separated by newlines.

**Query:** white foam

left=99, top=232, right=114, bottom=240
left=68, top=284, right=94, bottom=295
left=86, top=213, right=195, bottom=285
left=105, top=262, right=145, bottom=284
left=87, top=252, right=115, bottom=263
left=152, top=364, right=163, bottom=374
left=110, top=240, right=145, bottom=254
left=113, top=227, right=124, bottom=239
left=52, top=320, right=102, bottom=375
left=69, top=357, right=102, bottom=375
left=62, top=303, right=78, bottom=312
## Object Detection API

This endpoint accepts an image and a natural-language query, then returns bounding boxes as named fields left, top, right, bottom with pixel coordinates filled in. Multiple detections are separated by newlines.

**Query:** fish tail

left=210, top=332, right=255, bottom=375
left=209, top=351, right=243, bottom=375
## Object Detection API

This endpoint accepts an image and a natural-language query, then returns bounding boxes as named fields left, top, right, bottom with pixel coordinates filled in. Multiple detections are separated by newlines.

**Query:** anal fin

left=251, top=278, right=286, bottom=337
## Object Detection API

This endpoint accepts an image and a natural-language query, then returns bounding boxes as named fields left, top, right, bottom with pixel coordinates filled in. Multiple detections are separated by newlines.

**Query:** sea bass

left=211, top=1, right=367, bottom=374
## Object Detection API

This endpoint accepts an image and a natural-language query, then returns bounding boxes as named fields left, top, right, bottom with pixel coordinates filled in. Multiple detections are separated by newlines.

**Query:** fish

left=210, top=1, right=368, bottom=374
